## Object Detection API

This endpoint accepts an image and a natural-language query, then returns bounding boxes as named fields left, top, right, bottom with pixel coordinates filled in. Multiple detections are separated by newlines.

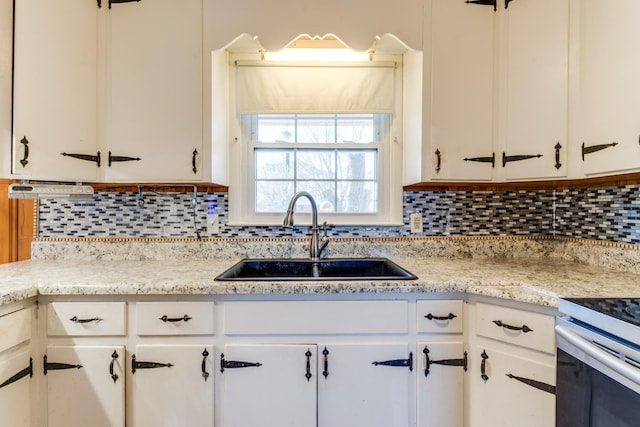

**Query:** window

left=225, top=42, right=407, bottom=226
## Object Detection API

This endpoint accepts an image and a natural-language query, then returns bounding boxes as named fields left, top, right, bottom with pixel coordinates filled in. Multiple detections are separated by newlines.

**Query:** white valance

left=235, top=61, right=397, bottom=115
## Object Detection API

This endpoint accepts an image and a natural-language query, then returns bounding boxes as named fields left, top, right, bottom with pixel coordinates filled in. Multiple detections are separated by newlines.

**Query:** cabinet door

left=577, top=0, right=640, bottom=176
left=417, top=341, right=465, bottom=427
left=318, top=343, right=411, bottom=427
left=108, top=0, right=203, bottom=182
left=133, top=344, right=214, bottom=427
left=0, top=346, right=31, bottom=427
left=468, top=345, right=555, bottom=427
left=428, top=0, right=495, bottom=181
left=12, top=0, right=99, bottom=181
left=46, top=345, right=125, bottom=427
left=221, top=344, right=316, bottom=427
left=503, top=0, right=569, bottom=180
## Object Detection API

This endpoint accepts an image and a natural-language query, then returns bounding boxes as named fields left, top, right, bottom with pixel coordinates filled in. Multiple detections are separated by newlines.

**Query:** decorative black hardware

left=192, top=149, right=198, bottom=174
left=110, top=350, right=119, bottom=383
left=201, top=349, right=210, bottom=381
left=466, top=0, right=497, bottom=11
left=97, top=0, right=101, bottom=8
left=61, top=152, right=101, bottom=167
left=505, top=0, right=514, bottom=8
left=305, top=349, right=312, bottom=382
left=581, top=142, right=618, bottom=160
left=502, top=152, right=542, bottom=167
left=159, top=314, right=192, bottom=323
left=220, top=354, right=262, bottom=373
left=322, top=347, right=329, bottom=379
left=435, top=149, right=441, bottom=174
left=480, top=350, right=489, bottom=382
left=69, top=316, right=103, bottom=324
left=372, top=352, right=413, bottom=371
left=108, top=151, right=141, bottom=167
left=554, top=142, right=562, bottom=170
left=506, top=373, right=556, bottom=395
left=464, top=153, right=496, bottom=168
left=493, top=320, right=533, bottom=333
left=19, top=137, right=29, bottom=167
left=425, top=313, right=457, bottom=321
left=422, top=346, right=467, bottom=378
left=131, top=354, right=173, bottom=374
left=0, top=358, right=32, bottom=389
left=43, top=355, right=83, bottom=375
left=108, top=0, right=140, bottom=8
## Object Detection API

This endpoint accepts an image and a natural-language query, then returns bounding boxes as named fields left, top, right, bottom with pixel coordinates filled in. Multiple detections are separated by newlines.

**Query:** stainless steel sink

left=215, top=258, right=417, bottom=281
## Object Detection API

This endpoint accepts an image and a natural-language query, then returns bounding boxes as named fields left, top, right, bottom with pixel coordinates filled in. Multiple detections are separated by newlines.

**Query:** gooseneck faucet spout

left=283, top=191, right=329, bottom=260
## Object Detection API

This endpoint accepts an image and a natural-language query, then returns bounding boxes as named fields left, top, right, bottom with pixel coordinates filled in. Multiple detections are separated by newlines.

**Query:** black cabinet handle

left=466, top=0, right=497, bottom=11
left=159, top=315, right=192, bottom=323
left=480, top=350, right=489, bottom=383
left=435, top=149, right=441, bottom=174
left=372, top=352, right=413, bottom=371
left=506, top=373, right=556, bottom=394
left=422, top=346, right=467, bottom=378
left=43, top=355, right=83, bottom=375
left=425, top=313, right=457, bottom=321
left=61, top=152, right=101, bottom=167
left=19, top=137, right=29, bottom=167
left=493, top=320, right=533, bottom=333
left=192, top=149, right=198, bottom=174
left=305, top=349, right=312, bottom=382
left=0, top=358, right=32, bottom=389
left=554, top=142, right=562, bottom=170
left=220, top=353, right=262, bottom=373
left=201, top=349, right=210, bottom=381
left=322, top=347, right=330, bottom=379
left=131, top=354, right=173, bottom=374
left=582, top=141, right=618, bottom=160
left=69, top=316, right=103, bottom=324
left=110, top=350, right=119, bottom=383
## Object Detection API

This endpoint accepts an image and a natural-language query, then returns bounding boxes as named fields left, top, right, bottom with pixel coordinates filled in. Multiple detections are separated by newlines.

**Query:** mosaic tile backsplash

left=37, top=185, right=640, bottom=245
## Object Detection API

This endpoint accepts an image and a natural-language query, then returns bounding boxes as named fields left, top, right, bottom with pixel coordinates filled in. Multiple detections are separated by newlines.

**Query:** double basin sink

left=215, top=258, right=417, bottom=281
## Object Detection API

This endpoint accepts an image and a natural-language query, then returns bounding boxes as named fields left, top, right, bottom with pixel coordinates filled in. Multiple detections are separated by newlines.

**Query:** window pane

left=337, top=150, right=377, bottom=180
left=255, top=181, right=294, bottom=212
left=337, top=182, right=377, bottom=213
left=295, top=182, right=336, bottom=213
left=296, top=150, right=335, bottom=180
left=257, top=116, right=295, bottom=142
left=297, top=115, right=336, bottom=143
left=255, top=149, right=294, bottom=179
left=337, top=116, right=375, bottom=143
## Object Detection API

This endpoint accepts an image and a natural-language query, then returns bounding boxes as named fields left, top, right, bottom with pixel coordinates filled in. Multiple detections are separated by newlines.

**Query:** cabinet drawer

left=224, top=300, right=408, bottom=335
left=417, top=300, right=463, bottom=333
left=136, top=302, right=214, bottom=336
left=48, top=302, right=126, bottom=336
left=0, top=308, right=31, bottom=353
left=475, top=302, right=555, bottom=354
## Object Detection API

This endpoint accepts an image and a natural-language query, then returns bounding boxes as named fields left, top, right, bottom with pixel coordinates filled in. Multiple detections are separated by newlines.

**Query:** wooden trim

left=0, top=180, right=35, bottom=263
left=90, top=182, right=229, bottom=193
left=403, top=172, right=640, bottom=192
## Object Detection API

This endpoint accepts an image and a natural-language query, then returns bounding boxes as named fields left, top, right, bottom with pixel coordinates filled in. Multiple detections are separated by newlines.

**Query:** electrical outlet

left=410, top=213, right=423, bottom=233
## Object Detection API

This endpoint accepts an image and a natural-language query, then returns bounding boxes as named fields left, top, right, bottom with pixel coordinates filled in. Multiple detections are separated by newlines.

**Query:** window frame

left=227, top=52, right=405, bottom=226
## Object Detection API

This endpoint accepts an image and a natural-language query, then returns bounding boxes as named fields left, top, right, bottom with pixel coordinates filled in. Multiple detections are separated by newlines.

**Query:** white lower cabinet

left=45, top=345, right=125, bottom=427
left=133, top=344, right=214, bottom=427
left=0, top=346, right=32, bottom=427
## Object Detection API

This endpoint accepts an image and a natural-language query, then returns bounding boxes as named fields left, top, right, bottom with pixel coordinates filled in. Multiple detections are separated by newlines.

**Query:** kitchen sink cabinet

left=12, top=0, right=100, bottom=181
left=107, top=0, right=204, bottom=182
left=0, top=306, right=33, bottom=427
left=572, top=0, right=640, bottom=177
left=426, top=0, right=569, bottom=182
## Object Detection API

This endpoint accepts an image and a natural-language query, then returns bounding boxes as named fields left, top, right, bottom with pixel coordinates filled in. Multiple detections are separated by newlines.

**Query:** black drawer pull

left=159, top=315, right=192, bottom=323
left=70, top=316, right=103, bottom=324
left=480, top=350, right=489, bottom=382
left=493, top=320, right=533, bottom=333
left=425, top=313, right=457, bottom=321
left=110, top=350, right=119, bottom=383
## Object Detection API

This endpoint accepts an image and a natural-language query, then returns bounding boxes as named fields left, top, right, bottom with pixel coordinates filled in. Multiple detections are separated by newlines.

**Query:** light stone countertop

left=1, top=256, right=640, bottom=308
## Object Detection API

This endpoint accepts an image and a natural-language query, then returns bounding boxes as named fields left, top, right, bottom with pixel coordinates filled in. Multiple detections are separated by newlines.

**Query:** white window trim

left=227, top=52, right=404, bottom=227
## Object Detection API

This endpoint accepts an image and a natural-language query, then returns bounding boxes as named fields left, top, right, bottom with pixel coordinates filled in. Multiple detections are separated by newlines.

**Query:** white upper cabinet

left=427, top=0, right=495, bottom=181
left=0, top=0, right=12, bottom=178
left=426, top=0, right=569, bottom=182
left=503, top=0, right=569, bottom=180
left=574, top=0, right=640, bottom=176
left=12, top=0, right=100, bottom=181
left=107, top=0, right=203, bottom=182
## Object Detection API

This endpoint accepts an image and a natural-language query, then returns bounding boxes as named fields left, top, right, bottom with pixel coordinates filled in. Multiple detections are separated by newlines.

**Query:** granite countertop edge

left=1, top=257, right=639, bottom=309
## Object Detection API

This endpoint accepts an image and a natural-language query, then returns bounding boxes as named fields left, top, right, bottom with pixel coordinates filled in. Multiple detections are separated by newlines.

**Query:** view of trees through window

left=247, top=114, right=385, bottom=214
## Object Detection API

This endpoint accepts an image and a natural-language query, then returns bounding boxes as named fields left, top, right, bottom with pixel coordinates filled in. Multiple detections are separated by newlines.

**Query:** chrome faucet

left=283, top=191, right=329, bottom=260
